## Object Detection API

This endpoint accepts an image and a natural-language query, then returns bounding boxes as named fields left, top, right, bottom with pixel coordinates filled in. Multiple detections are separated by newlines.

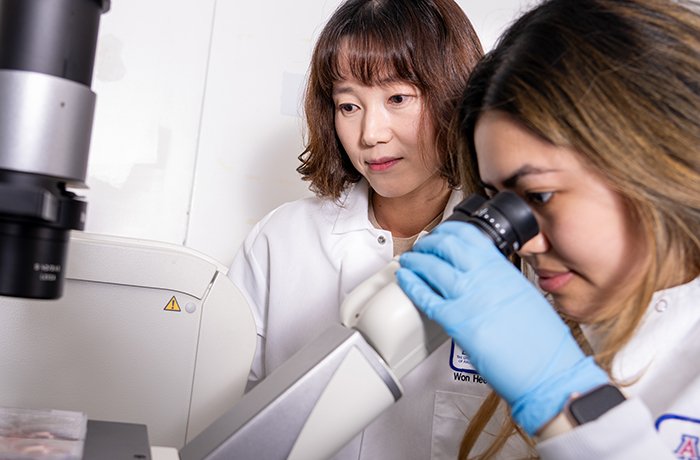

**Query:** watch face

left=568, top=384, right=626, bottom=425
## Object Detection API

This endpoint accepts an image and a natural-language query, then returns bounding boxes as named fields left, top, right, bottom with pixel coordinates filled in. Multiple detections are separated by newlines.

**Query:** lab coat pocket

left=430, top=390, right=532, bottom=460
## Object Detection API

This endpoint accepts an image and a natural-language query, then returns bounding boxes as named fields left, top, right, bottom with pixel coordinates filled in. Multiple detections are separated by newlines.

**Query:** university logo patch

left=449, top=341, right=478, bottom=374
left=656, top=414, right=700, bottom=460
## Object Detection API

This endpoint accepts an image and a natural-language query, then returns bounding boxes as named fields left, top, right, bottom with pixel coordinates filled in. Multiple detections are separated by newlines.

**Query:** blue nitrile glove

left=396, top=221, right=609, bottom=435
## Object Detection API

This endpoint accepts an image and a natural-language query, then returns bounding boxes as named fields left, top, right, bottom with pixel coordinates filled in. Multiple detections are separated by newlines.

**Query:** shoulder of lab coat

left=228, top=180, right=374, bottom=334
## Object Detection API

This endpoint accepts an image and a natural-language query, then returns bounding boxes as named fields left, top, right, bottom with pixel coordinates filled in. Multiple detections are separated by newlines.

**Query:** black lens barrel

left=448, top=191, right=539, bottom=256
left=0, top=0, right=107, bottom=84
left=0, top=171, right=86, bottom=299
left=0, top=223, right=71, bottom=299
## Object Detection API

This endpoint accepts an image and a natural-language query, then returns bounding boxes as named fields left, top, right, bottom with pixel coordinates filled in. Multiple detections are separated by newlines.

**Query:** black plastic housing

left=447, top=191, right=539, bottom=256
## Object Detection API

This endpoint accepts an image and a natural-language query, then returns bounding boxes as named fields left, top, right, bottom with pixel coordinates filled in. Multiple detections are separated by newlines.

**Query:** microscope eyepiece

left=447, top=191, right=539, bottom=256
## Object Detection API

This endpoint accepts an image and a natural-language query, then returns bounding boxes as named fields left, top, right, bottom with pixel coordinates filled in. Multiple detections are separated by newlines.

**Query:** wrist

left=536, top=384, right=626, bottom=441
left=536, top=411, right=573, bottom=441
left=511, top=356, right=608, bottom=435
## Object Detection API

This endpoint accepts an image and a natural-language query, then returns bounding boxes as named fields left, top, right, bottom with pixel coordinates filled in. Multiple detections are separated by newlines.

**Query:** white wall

left=86, top=0, right=536, bottom=268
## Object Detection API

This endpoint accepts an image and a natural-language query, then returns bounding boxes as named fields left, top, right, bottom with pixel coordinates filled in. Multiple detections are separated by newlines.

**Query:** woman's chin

left=552, top=296, right=594, bottom=322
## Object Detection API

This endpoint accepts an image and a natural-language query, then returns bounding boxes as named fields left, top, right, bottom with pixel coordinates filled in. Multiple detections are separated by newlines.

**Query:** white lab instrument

left=179, top=259, right=445, bottom=460
left=0, top=231, right=256, bottom=449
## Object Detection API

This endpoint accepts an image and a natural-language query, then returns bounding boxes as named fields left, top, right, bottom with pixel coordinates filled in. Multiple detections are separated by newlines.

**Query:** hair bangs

left=333, top=30, right=420, bottom=87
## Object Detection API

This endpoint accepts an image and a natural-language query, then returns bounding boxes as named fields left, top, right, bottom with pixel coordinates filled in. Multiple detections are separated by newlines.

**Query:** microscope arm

left=179, top=263, right=440, bottom=460
left=339, top=259, right=447, bottom=379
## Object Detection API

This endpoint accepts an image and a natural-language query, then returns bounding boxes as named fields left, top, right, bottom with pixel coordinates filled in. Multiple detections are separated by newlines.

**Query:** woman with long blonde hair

left=397, top=0, right=700, bottom=457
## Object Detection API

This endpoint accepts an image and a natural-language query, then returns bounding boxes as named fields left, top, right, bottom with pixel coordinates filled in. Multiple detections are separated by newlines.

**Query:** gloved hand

left=396, top=221, right=609, bottom=435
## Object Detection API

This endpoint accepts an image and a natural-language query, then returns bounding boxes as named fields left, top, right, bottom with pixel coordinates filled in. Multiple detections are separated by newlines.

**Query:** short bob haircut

left=298, top=0, right=483, bottom=200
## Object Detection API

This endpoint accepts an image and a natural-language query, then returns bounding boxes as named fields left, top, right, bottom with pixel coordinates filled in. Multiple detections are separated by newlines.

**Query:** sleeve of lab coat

left=536, top=398, right=676, bottom=459
left=228, top=210, right=278, bottom=386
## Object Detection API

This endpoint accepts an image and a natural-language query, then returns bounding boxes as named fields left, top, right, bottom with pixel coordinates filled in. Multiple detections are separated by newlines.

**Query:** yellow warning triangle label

left=164, top=296, right=181, bottom=312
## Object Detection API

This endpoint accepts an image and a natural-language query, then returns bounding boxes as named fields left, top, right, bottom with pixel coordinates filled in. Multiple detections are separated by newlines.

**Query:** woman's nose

left=361, top=107, right=392, bottom=146
left=518, top=230, right=549, bottom=256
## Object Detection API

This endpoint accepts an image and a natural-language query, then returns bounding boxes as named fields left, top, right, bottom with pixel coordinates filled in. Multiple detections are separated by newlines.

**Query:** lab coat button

left=377, top=235, right=387, bottom=245
left=654, top=299, right=668, bottom=312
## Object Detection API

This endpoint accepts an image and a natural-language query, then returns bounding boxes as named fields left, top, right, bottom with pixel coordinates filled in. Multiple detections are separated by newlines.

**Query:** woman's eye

left=338, top=103, right=358, bottom=114
left=526, top=191, right=554, bottom=205
left=388, top=94, right=407, bottom=104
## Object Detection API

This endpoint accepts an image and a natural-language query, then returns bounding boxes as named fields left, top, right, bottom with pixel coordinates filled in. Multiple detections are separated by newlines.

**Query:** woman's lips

left=536, top=270, right=573, bottom=293
left=367, top=157, right=401, bottom=171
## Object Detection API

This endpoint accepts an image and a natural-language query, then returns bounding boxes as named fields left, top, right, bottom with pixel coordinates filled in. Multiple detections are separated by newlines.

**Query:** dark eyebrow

left=481, top=164, right=557, bottom=190
left=332, top=85, right=354, bottom=97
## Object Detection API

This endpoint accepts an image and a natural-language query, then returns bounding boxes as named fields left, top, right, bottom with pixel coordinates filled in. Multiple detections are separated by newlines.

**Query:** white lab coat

left=229, top=180, right=531, bottom=460
left=538, top=276, right=700, bottom=459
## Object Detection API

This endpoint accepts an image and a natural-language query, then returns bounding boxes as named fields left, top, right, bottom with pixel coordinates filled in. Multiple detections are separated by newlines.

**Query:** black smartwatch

left=567, top=384, right=627, bottom=425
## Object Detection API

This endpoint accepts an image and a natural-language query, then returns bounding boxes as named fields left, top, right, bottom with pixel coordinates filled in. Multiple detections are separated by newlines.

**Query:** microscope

left=0, top=0, right=110, bottom=299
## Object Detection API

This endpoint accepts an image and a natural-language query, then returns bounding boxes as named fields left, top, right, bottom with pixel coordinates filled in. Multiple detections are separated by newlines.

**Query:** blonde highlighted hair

left=453, top=0, right=700, bottom=457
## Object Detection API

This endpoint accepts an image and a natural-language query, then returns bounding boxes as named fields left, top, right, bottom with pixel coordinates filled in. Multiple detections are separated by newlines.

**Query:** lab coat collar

left=331, top=179, right=465, bottom=235
left=332, top=180, right=373, bottom=235
left=581, top=276, right=700, bottom=383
